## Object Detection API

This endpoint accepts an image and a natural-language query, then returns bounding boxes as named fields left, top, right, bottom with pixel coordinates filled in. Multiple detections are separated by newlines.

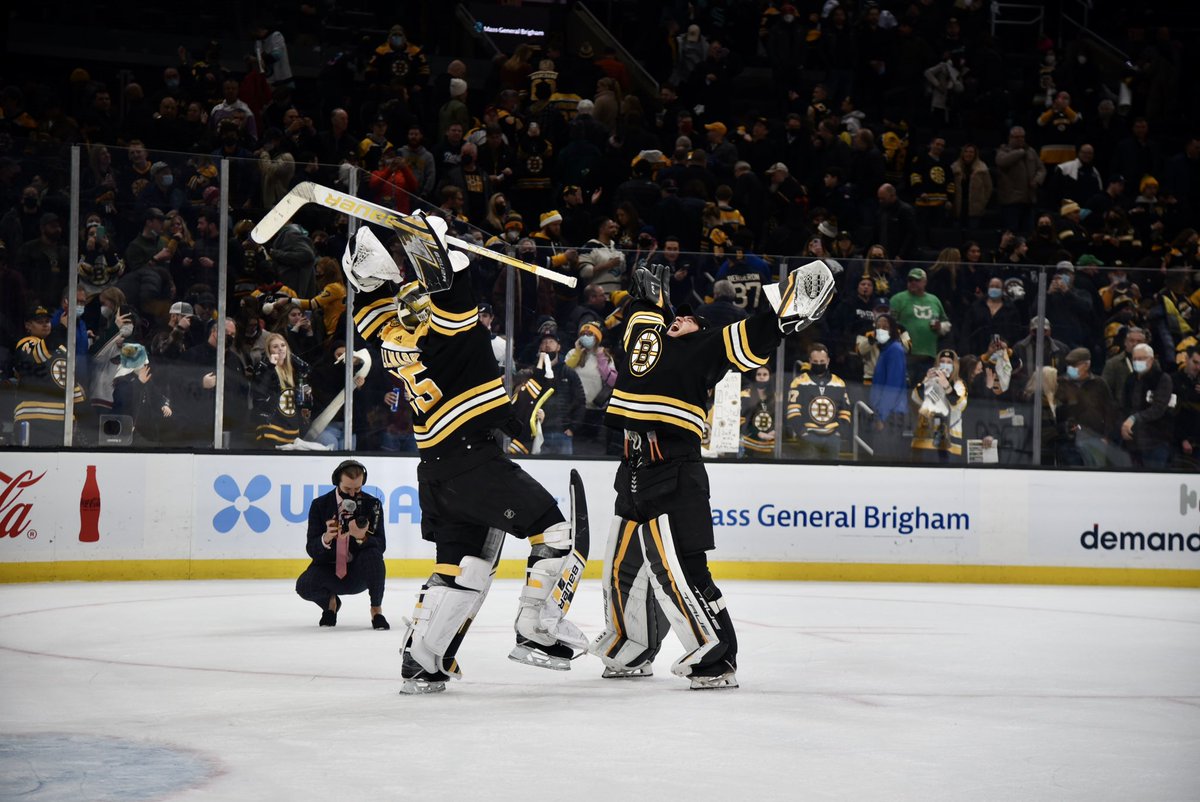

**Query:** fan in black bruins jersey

left=342, top=222, right=589, bottom=695
left=590, top=259, right=835, bottom=689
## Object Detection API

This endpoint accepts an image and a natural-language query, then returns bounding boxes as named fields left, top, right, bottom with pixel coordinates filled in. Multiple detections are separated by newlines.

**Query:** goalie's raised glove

left=763, top=259, right=836, bottom=335
left=630, top=263, right=672, bottom=312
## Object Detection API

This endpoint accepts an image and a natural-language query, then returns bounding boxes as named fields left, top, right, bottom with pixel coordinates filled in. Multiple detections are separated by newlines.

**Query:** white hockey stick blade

left=251, top=182, right=317, bottom=243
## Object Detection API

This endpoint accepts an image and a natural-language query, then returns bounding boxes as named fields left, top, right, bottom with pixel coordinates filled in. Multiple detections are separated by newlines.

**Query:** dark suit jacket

left=305, top=489, right=386, bottom=564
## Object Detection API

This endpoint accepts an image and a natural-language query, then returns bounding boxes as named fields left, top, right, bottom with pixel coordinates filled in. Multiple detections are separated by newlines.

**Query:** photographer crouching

left=295, top=460, right=389, bottom=629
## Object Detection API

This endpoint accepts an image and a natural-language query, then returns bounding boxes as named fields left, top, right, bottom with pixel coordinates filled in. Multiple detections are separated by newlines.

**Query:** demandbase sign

left=1029, top=473, right=1200, bottom=567
left=0, top=453, right=1195, bottom=582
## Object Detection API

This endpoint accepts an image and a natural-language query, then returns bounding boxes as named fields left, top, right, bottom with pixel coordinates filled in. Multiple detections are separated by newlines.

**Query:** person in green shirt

left=890, top=267, right=951, bottom=383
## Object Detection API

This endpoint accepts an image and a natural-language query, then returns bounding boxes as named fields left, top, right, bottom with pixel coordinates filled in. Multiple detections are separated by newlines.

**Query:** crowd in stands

left=0, top=3, right=1196, bottom=469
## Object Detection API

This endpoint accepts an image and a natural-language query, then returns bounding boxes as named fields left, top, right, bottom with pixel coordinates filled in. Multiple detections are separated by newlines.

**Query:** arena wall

left=0, top=453, right=1196, bottom=587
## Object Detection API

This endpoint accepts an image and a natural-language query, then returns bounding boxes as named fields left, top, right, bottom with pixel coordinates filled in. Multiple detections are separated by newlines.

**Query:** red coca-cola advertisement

left=79, top=465, right=101, bottom=543
left=0, top=469, right=45, bottom=539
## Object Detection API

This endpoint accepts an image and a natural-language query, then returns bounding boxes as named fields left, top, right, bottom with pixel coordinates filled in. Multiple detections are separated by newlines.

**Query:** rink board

left=0, top=452, right=1196, bottom=586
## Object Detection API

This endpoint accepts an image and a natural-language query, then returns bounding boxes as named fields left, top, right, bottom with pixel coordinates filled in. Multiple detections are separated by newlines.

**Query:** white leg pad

left=515, top=521, right=589, bottom=650
left=406, top=555, right=493, bottom=676
left=638, top=516, right=723, bottom=678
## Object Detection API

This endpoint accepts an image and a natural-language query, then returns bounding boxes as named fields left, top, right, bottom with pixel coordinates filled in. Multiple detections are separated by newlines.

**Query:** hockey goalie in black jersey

left=341, top=218, right=589, bottom=694
left=590, top=258, right=835, bottom=689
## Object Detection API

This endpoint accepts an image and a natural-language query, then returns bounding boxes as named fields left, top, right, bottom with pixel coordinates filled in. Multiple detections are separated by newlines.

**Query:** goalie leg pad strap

left=590, top=517, right=666, bottom=669
left=516, top=521, right=588, bottom=649
left=639, top=515, right=731, bottom=678
left=405, top=546, right=499, bottom=677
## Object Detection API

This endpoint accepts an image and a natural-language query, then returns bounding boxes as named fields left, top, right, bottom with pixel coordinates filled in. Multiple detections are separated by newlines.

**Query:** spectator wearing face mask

left=1103, top=326, right=1148, bottom=409
left=964, top=277, right=1024, bottom=358
left=786, top=344, right=851, bottom=461
left=911, top=349, right=968, bottom=462
left=869, top=313, right=910, bottom=461
left=1120, top=344, right=1175, bottom=468
left=742, top=364, right=779, bottom=459
left=1058, top=347, right=1122, bottom=467
left=564, top=321, right=616, bottom=454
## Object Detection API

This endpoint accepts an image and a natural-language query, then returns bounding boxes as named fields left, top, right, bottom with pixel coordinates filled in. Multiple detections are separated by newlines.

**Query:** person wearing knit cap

left=1057, top=199, right=1086, bottom=257
left=564, top=319, right=617, bottom=452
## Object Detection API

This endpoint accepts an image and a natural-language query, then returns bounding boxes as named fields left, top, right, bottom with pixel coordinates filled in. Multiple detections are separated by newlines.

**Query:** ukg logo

left=213, top=475, right=272, bottom=533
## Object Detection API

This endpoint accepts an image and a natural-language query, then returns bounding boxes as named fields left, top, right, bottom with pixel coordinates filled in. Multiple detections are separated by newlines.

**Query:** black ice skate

left=508, top=636, right=575, bottom=671
left=687, top=660, right=739, bottom=690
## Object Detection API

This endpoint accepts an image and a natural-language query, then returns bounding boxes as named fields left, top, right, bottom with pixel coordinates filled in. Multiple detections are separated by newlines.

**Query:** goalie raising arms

left=591, top=259, right=835, bottom=689
left=343, top=213, right=589, bottom=694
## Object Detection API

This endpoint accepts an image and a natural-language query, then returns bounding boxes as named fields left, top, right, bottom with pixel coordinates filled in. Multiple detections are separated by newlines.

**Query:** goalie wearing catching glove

left=341, top=213, right=590, bottom=695
left=591, top=259, right=835, bottom=689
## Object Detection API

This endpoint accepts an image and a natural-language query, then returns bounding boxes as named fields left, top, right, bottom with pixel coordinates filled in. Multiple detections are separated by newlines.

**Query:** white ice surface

left=1, top=579, right=1198, bottom=802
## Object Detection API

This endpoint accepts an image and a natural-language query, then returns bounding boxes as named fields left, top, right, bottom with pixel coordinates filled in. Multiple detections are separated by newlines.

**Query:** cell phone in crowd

left=390, top=387, right=401, bottom=412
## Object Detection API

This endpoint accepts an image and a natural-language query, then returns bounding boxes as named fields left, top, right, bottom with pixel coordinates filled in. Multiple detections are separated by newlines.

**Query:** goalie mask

left=395, top=281, right=431, bottom=332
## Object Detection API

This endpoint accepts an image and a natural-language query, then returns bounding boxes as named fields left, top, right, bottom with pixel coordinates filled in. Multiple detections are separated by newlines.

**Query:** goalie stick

left=251, top=181, right=577, bottom=288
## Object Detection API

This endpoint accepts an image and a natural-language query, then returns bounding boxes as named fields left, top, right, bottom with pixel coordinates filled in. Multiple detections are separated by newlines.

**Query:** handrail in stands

left=853, top=401, right=875, bottom=461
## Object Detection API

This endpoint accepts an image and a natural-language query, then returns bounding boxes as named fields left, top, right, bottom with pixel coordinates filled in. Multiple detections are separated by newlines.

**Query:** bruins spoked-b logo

left=629, top=330, right=662, bottom=376
left=278, top=388, right=297, bottom=417
left=525, top=155, right=544, bottom=174
left=808, top=395, right=837, bottom=425
left=50, top=355, right=70, bottom=389
left=753, top=407, right=774, bottom=434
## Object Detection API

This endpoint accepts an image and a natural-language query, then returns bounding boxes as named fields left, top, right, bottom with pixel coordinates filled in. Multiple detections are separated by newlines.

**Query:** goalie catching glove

left=763, top=259, right=836, bottom=335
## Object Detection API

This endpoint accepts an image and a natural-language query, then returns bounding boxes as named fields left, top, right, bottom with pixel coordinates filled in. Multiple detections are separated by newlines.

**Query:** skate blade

left=689, top=672, right=739, bottom=690
left=601, top=664, right=653, bottom=679
left=508, top=644, right=571, bottom=671
left=399, top=678, right=447, bottom=695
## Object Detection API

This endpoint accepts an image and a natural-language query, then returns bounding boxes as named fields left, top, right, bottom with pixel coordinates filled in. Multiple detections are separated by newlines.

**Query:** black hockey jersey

left=354, top=273, right=514, bottom=455
left=786, top=371, right=852, bottom=437
left=14, top=336, right=86, bottom=424
left=605, top=298, right=780, bottom=454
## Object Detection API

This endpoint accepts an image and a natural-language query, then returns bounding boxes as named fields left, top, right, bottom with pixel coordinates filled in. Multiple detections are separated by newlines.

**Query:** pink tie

left=335, top=535, right=349, bottom=579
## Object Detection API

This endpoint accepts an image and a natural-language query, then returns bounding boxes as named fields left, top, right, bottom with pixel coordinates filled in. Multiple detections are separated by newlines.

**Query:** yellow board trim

left=0, top=560, right=1196, bottom=588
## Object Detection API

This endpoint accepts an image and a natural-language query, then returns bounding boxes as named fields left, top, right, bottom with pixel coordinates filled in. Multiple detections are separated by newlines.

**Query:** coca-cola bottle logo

left=0, top=470, right=46, bottom=539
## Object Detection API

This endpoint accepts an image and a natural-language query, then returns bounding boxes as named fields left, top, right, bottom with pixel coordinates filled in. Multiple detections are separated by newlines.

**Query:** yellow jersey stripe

left=606, top=404, right=704, bottom=439
left=427, top=302, right=477, bottom=322
left=610, top=388, right=706, bottom=419
left=416, top=377, right=506, bottom=431
left=647, top=519, right=707, bottom=644
left=622, top=310, right=665, bottom=349
left=415, top=391, right=511, bottom=449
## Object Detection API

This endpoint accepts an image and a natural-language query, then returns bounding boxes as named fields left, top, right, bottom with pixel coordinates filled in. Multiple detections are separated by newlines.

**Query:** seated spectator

left=741, top=364, right=778, bottom=459
left=250, top=332, right=311, bottom=447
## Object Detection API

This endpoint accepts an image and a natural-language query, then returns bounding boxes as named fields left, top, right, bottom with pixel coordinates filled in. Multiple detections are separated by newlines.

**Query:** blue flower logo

left=213, top=474, right=272, bottom=533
